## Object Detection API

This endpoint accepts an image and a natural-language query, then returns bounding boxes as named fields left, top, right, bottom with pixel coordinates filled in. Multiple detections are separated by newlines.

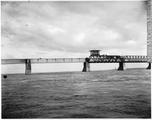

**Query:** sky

left=1, top=1, right=148, bottom=73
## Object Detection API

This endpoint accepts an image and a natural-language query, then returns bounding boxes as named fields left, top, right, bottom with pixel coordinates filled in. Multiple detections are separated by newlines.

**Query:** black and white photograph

left=1, top=0, right=152, bottom=118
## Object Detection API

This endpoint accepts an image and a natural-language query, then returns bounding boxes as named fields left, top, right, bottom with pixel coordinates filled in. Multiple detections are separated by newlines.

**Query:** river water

left=2, top=68, right=151, bottom=118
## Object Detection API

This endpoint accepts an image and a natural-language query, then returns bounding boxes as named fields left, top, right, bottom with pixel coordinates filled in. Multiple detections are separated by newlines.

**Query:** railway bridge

left=1, top=50, right=151, bottom=75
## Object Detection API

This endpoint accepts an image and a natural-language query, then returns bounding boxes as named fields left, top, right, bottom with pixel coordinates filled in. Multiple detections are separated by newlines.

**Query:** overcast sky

left=2, top=1, right=147, bottom=59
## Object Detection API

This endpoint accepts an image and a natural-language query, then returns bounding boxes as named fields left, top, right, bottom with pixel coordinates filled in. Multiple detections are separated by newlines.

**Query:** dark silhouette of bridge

left=1, top=50, right=151, bottom=75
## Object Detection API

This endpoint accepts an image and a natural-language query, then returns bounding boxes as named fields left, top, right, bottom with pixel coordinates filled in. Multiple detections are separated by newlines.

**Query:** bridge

left=1, top=50, right=151, bottom=75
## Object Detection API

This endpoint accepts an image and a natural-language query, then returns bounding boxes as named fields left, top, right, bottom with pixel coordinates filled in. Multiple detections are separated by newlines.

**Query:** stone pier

left=118, top=62, right=124, bottom=71
left=82, top=62, right=90, bottom=72
left=25, top=59, right=31, bottom=75
left=147, top=62, right=151, bottom=69
left=82, top=58, right=90, bottom=72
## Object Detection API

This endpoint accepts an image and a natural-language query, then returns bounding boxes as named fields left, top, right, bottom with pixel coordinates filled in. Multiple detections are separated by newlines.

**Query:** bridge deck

left=89, top=56, right=148, bottom=63
left=1, top=58, right=86, bottom=64
left=1, top=56, right=150, bottom=64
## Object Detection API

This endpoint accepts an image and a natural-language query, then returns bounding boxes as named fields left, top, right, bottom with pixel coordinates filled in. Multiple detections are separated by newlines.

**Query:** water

left=2, top=68, right=151, bottom=118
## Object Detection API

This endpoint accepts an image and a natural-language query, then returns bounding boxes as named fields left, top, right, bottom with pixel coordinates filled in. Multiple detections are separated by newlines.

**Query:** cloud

left=1, top=1, right=147, bottom=58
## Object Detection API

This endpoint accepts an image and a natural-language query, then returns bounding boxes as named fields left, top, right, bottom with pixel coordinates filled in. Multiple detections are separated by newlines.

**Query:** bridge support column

left=25, top=59, right=31, bottom=75
left=82, top=62, right=90, bottom=72
left=147, top=62, right=151, bottom=69
left=118, top=62, right=124, bottom=71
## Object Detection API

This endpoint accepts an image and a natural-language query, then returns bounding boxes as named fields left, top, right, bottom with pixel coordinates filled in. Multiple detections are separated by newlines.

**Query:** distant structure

left=89, top=50, right=101, bottom=58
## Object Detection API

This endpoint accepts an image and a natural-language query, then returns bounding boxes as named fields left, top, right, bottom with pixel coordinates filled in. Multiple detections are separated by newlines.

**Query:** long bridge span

left=1, top=55, right=150, bottom=64
left=1, top=54, right=151, bottom=75
left=1, top=56, right=151, bottom=64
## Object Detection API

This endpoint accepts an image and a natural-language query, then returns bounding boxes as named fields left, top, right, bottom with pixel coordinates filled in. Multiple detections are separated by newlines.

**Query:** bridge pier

left=118, top=62, right=124, bottom=71
left=25, top=59, right=31, bottom=75
left=82, top=61, right=90, bottom=72
left=147, top=62, right=151, bottom=69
